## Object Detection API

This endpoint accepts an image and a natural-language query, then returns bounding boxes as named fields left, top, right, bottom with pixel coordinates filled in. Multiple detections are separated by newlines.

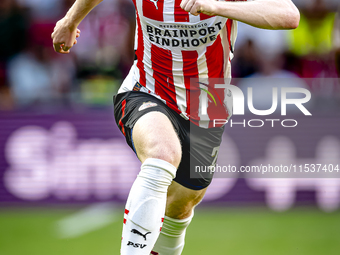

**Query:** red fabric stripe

left=124, top=209, right=129, bottom=215
left=200, top=13, right=213, bottom=20
left=118, top=99, right=127, bottom=136
left=161, top=218, right=164, bottom=222
left=151, top=44, right=177, bottom=108
left=143, top=0, right=164, bottom=21
left=123, top=218, right=127, bottom=224
left=207, top=80, right=228, bottom=128
left=175, top=0, right=189, bottom=22
left=205, top=36, right=228, bottom=127
left=226, top=19, right=233, bottom=52
left=159, top=227, right=162, bottom=231
left=136, top=13, right=146, bottom=86
left=182, top=50, right=199, bottom=119
left=206, top=35, right=224, bottom=78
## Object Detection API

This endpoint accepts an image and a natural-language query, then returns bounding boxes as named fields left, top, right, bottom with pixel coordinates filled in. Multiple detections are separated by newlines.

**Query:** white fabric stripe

left=219, top=23, right=230, bottom=79
left=118, top=62, right=139, bottom=93
left=197, top=53, right=210, bottom=128
left=133, top=60, right=141, bottom=85
left=133, top=20, right=141, bottom=83
left=163, top=0, right=175, bottom=23
left=172, top=48, right=186, bottom=114
left=135, top=0, right=143, bottom=15
left=144, top=40, right=155, bottom=93
left=230, top=20, right=238, bottom=60
left=189, top=13, right=200, bottom=23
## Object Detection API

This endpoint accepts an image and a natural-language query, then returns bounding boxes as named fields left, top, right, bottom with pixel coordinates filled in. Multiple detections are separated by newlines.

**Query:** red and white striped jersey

left=118, top=0, right=245, bottom=128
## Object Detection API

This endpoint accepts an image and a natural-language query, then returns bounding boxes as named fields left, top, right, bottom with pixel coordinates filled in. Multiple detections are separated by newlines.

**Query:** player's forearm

left=213, top=0, right=299, bottom=29
left=64, top=0, right=103, bottom=29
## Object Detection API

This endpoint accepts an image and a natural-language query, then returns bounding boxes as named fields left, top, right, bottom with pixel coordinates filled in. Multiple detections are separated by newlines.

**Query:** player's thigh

left=165, top=180, right=207, bottom=219
left=132, top=111, right=182, bottom=167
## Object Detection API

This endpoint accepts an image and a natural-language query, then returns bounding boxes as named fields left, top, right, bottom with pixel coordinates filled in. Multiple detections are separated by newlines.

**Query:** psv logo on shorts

left=139, top=101, right=158, bottom=111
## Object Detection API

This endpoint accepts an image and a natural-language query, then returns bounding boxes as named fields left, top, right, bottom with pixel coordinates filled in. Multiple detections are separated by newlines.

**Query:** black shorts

left=113, top=91, right=225, bottom=190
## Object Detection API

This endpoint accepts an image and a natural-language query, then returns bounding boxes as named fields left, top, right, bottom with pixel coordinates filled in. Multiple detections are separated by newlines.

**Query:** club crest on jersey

left=139, top=101, right=158, bottom=111
left=148, top=0, right=159, bottom=10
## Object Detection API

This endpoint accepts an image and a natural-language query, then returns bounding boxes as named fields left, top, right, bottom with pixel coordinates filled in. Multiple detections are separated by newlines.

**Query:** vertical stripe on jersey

left=189, top=13, right=201, bottom=23
left=143, top=0, right=164, bottom=21
left=226, top=19, right=233, bottom=52
left=175, top=0, right=189, bottom=22
left=197, top=54, right=209, bottom=128
left=172, top=49, right=186, bottom=114
left=206, top=35, right=224, bottom=78
left=151, top=45, right=177, bottom=107
left=136, top=13, right=146, bottom=86
left=164, top=0, right=175, bottom=22
left=205, top=35, right=228, bottom=127
left=182, top=50, right=199, bottom=118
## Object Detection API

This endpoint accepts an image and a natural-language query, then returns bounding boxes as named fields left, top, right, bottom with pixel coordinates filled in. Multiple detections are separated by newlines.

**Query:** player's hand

left=51, top=17, right=81, bottom=54
left=180, top=0, right=217, bottom=16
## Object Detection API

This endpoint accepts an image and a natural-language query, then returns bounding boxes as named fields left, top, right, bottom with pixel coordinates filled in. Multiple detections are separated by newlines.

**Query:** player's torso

left=134, top=0, right=228, bottom=52
left=123, top=0, right=235, bottom=127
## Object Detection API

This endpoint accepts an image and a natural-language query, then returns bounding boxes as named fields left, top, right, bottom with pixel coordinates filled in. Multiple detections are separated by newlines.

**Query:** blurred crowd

left=0, top=0, right=135, bottom=111
left=0, top=0, right=339, bottom=112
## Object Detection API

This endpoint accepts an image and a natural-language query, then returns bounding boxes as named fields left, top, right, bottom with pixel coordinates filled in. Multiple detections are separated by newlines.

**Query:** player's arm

left=52, top=0, right=103, bottom=54
left=180, top=0, right=300, bottom=30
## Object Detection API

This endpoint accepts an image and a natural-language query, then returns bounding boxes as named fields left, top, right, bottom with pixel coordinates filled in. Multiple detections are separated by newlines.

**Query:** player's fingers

left=182, top=0, right=196, bottom=13
left=73, top=39, right=78, bottom=45
left=180, top=0, right=191, bottom=10
left=62, top=37, right=74, bottom=51
left=62, top=45, right=71, bottom=52
left=53, top=22, right=61, bottom=32
left=59, top=44, right=70, bottom=54
left=190, top=3, right=202, bottom=16
left=53, top=43, right=63, bottom=53
left=59, top=49, right=70, bottom=54
left=77, top=29, right=81, bottom=33
left=180, top=0, right=188, bottom=9
left=51, top=30, right=58, bottom=39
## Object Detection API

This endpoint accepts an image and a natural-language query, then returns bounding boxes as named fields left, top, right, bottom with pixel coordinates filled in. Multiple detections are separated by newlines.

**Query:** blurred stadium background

left=1, top=0, right=340, bottom=254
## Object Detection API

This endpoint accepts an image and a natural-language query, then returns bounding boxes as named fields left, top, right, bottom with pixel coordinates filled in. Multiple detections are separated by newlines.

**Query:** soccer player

left=52, top=0, right=299, bottom=254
